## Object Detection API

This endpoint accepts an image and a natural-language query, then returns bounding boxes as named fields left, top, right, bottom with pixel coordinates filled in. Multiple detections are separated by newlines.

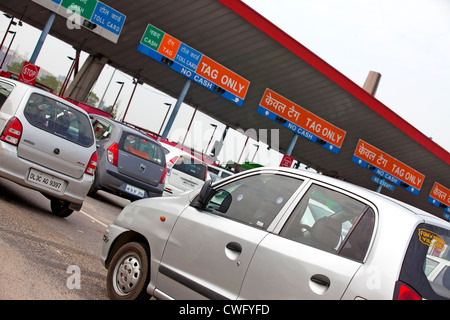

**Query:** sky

left=0, top=0, right=449, bottom=166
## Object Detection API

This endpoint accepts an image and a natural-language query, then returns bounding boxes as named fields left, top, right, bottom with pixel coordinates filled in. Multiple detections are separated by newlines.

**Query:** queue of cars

left=0, top=77, right=227, bottom=217
left=2, top=77, right=450, bottom=300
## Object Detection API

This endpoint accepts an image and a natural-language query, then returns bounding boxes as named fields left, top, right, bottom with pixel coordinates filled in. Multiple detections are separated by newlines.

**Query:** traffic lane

left=0, top=177, right=127, bottom=299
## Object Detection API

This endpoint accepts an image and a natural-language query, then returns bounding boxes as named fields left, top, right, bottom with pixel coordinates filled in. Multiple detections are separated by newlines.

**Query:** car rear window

left=172, top=156, right=207, bottom=181
left=399, top=223, right=450, bottom=299
left=120, top=133, right=164, bottom=165
left=24, top=93, right=94, bottom=147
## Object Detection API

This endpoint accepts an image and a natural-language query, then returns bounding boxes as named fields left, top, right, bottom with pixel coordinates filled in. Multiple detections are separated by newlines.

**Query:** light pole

left=110, top=81, right=124, bottom=116
left=157, top=103, right=172, bottom=137
left=0, top=31, right=16, bottom=70
left=59, top=56, right=75, bottom=95
left=0, top=13, right=22, bottom=54
left=122, top=77, right=142, bottom=122
left=251, top=143, right=260, bottom=162
left=204, top=124, right=218, bottom=154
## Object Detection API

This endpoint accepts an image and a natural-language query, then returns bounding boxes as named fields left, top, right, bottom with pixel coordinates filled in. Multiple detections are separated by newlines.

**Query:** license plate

left=182, top=179, right=196, bottom=188
left=28, top=169, right=64, bottom=192
left=125, top=184, right=145, bottom=198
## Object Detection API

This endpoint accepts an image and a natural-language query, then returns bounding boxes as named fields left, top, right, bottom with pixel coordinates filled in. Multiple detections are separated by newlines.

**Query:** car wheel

left=107, top=242, right=151, bottom=300
left=50, top=199, right=74, bottom=217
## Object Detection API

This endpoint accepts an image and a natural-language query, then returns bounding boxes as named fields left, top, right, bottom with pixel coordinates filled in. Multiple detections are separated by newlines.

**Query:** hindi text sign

left=257, top=88, right=346, bottom=154
left=352, top=139, right=425, bottom=195
left=428, top=182, right=450, bottom=215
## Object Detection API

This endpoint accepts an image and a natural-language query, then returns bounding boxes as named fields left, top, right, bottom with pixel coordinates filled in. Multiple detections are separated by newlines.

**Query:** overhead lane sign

left=428, top=182, right=450, bottom=219
left=31, top=0, right=126, bottom=43
left=352, top=139, right=425, bottom=195
left=137, top=24, right=250, bottom=106
left=257, top=88, right=346, bottom=154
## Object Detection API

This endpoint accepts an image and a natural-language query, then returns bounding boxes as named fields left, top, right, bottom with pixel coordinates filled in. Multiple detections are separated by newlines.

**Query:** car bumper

left=0, top=142, right=93, bottom=206
left=101, top=223, right=129, bottom=268
left=97, top=166, right=164, bottom=199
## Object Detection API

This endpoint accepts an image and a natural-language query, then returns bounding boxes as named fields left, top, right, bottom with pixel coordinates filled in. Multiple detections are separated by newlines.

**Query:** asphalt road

left=0, top=177, right=130, bottom=300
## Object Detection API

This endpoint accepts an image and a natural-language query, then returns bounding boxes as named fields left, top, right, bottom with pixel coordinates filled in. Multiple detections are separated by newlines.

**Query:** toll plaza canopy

left=1, top=0, right=449, bottom=219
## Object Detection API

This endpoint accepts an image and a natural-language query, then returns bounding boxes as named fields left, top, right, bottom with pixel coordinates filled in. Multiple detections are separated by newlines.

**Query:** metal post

left=162, top=79, right=191, bottom=140
left=122, top=78, right=139, bottom=122
left=0, top=31, right=16, bottom=69
left=181, top=106, right=198, bottom=147
left=286, top=133, right=299, bottom=156
left=29, top=12, right=56, bottom=64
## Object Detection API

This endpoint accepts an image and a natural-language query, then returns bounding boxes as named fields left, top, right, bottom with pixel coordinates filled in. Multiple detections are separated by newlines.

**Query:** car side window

left=0, top=82, right=13, bottom=109
left=204, top=173, right=304, bottom=230
left=280, top=184, right=374, bottom=261
left=93, top=119, right=113, bottom=141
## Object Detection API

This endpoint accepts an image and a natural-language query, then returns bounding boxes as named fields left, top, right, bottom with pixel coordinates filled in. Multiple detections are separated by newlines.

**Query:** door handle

left=226, top=242, right=242, bottom=253
left=310, top=274, right=330, bottom=288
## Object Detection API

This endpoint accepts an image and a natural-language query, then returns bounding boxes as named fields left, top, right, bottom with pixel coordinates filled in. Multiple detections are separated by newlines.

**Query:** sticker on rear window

left=418, top=228, right=445, bottom=251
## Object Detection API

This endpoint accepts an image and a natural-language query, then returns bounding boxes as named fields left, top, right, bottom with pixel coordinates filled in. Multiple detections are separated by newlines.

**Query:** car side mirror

left=192, top=180, right=213, bottom=209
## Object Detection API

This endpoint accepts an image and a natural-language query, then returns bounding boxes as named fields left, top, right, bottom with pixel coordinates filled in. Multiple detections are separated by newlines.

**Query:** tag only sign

left=138, top=24, right=250, bottom=106
left=428, top=182, right=450, bottom=215
left=257, top=88, right=346, bottom=154
left=352, top=139, right=425, bottom=195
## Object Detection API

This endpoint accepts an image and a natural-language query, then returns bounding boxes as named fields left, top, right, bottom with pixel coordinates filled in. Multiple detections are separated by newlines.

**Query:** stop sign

left=280, top=154, right=294, bottom=168
left=18, top=62, right=40, bottom=86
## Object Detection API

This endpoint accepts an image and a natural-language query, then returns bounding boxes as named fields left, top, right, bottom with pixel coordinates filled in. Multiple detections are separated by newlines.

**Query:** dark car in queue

left=89, top=115, right=167, bottom=201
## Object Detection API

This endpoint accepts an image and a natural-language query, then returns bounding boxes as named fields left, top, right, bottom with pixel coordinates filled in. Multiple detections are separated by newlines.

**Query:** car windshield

left=24, top=93, right=94, bottom=147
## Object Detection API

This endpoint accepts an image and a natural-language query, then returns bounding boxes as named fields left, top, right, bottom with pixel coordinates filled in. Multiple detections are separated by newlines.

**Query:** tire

left=106, top=242, right=151, bottom=300
left=50, top=199, right=74, bottom=217
left=87, top=171, right=99, bottom=196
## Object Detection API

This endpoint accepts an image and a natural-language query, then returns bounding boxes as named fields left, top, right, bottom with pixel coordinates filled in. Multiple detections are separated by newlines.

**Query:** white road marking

left=79, top=210, right=109, bottom=228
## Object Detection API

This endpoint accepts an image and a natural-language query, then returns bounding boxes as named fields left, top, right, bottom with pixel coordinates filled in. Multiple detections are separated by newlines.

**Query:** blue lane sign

left=91, top=2, right=125, bottom=35
left=371, top=176, right=395, bottom=191
left=175, top=43, right=202, bottom=71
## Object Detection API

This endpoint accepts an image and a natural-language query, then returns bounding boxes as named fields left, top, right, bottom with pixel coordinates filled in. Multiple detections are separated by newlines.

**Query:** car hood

left=113, top=192, right=193, bottom=229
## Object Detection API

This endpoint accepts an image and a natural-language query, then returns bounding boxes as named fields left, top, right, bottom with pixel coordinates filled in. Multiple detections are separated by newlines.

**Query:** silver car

left=0, top=78, right=97, bottom=217
left=101, top=167, right=450, bottom=300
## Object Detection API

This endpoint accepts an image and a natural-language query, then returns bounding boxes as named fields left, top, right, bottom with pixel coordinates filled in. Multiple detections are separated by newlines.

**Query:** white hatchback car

left=0, top=78, right=97, bottom=217
left=162, top=144, right=208, bottom=196
left=101, top=167, right=450, bottom=300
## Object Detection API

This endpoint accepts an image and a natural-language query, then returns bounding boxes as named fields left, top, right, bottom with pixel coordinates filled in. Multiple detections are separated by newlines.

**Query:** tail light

left=1, top=117, right=22, bottom=146
left=107, top=143, right=119, bottom=166
left=395, top=282, right=421, bottom=300
left=159, top=163, right=167, bottom=184
left=85, top=151, right=97, bottom=176
left=168, top=156, right=178, bottom=167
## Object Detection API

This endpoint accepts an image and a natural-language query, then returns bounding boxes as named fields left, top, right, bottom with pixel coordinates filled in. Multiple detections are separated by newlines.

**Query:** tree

left=6, top=60, right=25, bottom=74
left=86, top=91, right=99, bottom=106
left=38, top=75, right=62, bottom=93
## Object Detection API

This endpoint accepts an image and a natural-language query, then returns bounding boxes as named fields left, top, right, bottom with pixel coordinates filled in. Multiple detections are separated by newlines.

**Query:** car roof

left=1, top=77, right=92, bottom=118
left=93, top=115, right=163, bottom=145
left=249, top=166, right=450, bottom=228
